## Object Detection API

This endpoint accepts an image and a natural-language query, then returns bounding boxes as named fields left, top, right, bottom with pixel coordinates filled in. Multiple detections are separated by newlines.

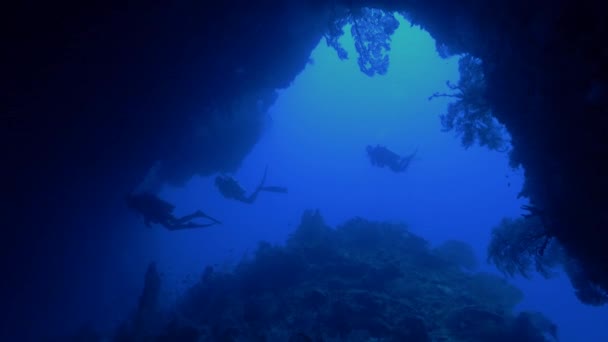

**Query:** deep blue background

left=115, top=16, right=608, bottom=341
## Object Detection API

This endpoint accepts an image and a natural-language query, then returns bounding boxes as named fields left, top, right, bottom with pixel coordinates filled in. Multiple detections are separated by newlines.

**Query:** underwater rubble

left=110, top=210, right=557, bottom=342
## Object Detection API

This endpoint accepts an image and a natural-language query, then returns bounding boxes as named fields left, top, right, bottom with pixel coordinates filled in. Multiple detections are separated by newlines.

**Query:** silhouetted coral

left=563, top=259, right=608, bottom=306
left=488, top=217, right=561, bottom=279
left=113, top=211, right=555, bottom=341
left=325, top=7, right=399, bottom=76
left=114, top=262, right=165, bottom=341
left=430, top=54, right=509, bottom=151
left=433, top=239, right=478, bottom=271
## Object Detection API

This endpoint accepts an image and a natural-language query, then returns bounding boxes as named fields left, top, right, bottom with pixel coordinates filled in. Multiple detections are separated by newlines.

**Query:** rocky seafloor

left=74, top=210, right=558, bottom=341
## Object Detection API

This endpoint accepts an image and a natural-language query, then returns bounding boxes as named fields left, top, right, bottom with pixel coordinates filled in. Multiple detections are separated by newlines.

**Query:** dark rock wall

left=2, top=0, right=607, bottom=339
left=354, top=0, right=608, bottom=301
left=2, top=1, right=328, bottom=339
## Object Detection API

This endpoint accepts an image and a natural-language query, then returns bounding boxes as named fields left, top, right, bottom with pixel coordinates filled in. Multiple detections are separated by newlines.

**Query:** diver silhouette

left=215, top=166, right=287, bottom=204
left=126, top=192, right=221, bottom=230
left=366, top=144, right=417, bottom=173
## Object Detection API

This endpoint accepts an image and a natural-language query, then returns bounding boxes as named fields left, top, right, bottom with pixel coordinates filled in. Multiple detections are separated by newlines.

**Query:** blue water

left=122, top=16, right=608, bottom=341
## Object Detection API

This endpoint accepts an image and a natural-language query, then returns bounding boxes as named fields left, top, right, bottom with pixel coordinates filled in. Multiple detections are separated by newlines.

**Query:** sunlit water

left=139, top=15, right=608, bottom=342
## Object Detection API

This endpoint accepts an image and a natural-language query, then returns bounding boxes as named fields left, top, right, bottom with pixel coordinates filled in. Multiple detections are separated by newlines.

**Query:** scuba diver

left=126, top=192, right=221, bottom=230
left=366, top=144, right=417, bottom=173
left=215, top=166, right=287, bottom=204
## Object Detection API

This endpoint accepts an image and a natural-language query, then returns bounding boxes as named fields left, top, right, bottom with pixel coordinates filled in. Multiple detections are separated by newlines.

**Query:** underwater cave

left=3, top=1, right=608, bottom=341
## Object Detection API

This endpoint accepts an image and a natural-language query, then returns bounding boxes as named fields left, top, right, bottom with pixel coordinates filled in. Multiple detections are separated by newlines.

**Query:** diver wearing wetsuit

left=366, top=144, right=417, bottom=173
left=215, top=166, right=287, bottom=204
left=126, top=192, right=221, bottom=230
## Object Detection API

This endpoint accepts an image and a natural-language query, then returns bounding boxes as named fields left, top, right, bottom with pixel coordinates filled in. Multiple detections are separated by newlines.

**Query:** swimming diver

left=215, top=166, right=287, bottom=204
left=366, top=144, right=417, bottom=173
left=126, top=192, right=221, bottom=230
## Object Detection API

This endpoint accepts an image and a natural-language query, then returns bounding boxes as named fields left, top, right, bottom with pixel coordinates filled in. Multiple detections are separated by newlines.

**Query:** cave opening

left=9, top=3, right=608, bottom=340
left=126, top=13, right=607, bottom=341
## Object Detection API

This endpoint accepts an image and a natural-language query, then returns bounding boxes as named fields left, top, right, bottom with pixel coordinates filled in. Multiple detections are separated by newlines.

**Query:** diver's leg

left=193, top=210, right=222, bottom=224
left=243, top=166, right=269, bottom=204
left=388, top=161, right=401, bottom=172
left=396, top=156, right=412, bottom=172
left=398, top=160, right=408, bottom=172
left=258, top=166, right=268, bottom=189
left=173, top=211, right=222, bottom=225
left=399, top=149, right=417, bottom=171
left=172, top=213, right=201, bottom=224
left=244, top=187, right=261, bottom=204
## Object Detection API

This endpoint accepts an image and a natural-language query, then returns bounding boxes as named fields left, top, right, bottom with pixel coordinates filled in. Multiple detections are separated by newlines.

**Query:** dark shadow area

left=2, top=0, right=608, bottom=339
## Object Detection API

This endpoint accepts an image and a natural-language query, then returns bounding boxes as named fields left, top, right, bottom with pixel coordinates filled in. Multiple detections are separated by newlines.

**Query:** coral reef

left=115, top=211, right=556, bottom=341
left=487, top=216, right=561, bottom=279
left=325, top=7, right=400, bottom=76
left=433, top=239, right=478, bottom=272
left=488, top=213, right=608, bottom=306
left=402, top=0, right=608, bottom=303
left=429, top=54, right=509, bottom=152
